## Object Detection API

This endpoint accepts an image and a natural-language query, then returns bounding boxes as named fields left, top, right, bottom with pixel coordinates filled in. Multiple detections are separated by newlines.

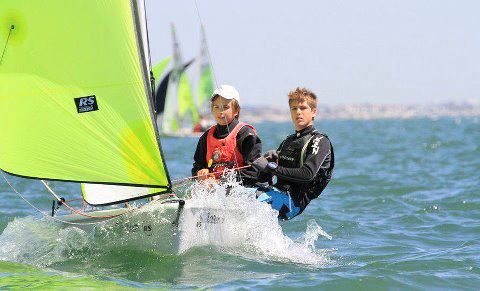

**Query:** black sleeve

left=237, top=127, right=262, bottom=164
left=191, top=131, right=209, bottom=176
left=273, top=136, right=331, bottom=184
left=237, top=126, right=262, bottom=185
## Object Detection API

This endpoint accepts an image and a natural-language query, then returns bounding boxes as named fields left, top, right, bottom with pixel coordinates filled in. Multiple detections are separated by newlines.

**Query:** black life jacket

left=276, top=129, right=335, bottom=204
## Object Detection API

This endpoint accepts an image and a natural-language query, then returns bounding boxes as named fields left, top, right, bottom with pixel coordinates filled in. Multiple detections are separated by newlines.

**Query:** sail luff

left=130, top=0, right=172, bottom=189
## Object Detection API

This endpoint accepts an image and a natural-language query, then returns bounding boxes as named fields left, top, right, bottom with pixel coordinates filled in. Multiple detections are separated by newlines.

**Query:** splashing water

left=303, top=219, right=332, bottom=250
left=177, top=171, right=333, bottom=266
left=0, top=216, right=91, bottom=267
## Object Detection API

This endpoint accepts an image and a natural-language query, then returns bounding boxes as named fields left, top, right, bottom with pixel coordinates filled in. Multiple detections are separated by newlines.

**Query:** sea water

left=0, top=117, right=479, bottom=289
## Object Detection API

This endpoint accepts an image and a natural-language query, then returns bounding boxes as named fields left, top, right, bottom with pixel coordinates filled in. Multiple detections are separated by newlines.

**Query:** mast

left=130, top=0, right=172, bottom=189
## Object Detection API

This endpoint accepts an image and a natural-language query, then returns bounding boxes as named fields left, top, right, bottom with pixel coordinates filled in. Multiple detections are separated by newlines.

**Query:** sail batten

left=0, top=0, right=171, bottom=192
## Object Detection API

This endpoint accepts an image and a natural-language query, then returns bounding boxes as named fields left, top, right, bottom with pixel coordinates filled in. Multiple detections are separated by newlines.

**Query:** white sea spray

left=0, top=216, right=91, bottom=266
left=176, top=171, right=333, bottom=266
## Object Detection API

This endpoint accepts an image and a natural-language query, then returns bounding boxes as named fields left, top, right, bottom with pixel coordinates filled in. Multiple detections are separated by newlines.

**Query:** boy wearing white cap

left=192, top=85, right=262, bottom=185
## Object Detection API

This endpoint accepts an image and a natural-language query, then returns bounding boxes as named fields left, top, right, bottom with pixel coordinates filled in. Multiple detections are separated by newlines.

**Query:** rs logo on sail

left=74, top=95, right=99, bottom=113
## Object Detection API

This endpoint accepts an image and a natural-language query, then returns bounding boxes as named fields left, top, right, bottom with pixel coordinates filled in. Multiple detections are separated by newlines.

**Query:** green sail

left=152, top=56, right=171, bottom=88
left=0, top=0, right=170, bottom=189
left=197, top=66, right=214, bottom=112
left=178, top=71, right=199, bottom=126
left=196, top=25, right=214, bottom=115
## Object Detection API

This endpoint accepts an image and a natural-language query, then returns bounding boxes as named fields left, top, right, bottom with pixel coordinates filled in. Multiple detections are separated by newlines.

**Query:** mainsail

left=0, top=1, right=171, bottom=202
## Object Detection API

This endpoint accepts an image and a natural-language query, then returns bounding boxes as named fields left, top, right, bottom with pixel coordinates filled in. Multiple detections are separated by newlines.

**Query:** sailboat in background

left=152, top=56, right=172, bottom=88
left=0, top=0, right=242, bottom=254
left=156, top=24, right=200, bottom=137
left=153, top=24, right=215, bottom=137
left=196, top=24, right=215, bottom=117
left=154, top=57, right=195, bottom=133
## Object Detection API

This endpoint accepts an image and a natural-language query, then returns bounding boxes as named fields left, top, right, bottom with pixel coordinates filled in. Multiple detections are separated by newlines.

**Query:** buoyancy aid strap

left=206, top=125, right=216, bottom=139
left=207, top=122, right=252, bottom=141
left=229, top=121, right=250, bottom=137
left=205, top=125, right=217, bottom=162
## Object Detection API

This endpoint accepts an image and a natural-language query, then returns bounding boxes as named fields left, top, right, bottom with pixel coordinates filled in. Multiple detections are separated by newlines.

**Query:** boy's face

left=289, top=100, right=317, bottom=131
left=211, top=96, right=237, bottom=125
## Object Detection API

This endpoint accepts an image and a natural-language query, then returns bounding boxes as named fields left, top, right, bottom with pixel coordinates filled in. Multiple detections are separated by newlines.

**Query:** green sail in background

left=197, top=24, right=215, bottom=115
left=178, top=71, right=199, bottom=125
left=160, top=23, right=199, bottom=135
left=0, top=0, right=170, bottom=189
left=160, top=24, right=181, bottom=134
left=197, top=66, right=214, bottom=113
left=152, top=56, right=171, bottom=88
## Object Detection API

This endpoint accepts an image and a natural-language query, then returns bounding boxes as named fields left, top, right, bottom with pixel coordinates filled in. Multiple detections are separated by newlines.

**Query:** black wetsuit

left=262, top=125, right=334, bottom=215
left=192, top=118, right=262, bottom=186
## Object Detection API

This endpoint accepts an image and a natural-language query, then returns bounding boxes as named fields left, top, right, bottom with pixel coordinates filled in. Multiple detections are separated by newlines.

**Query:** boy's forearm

left=273, top=165, right=315, bottom=184
left=191, top=162, right=206, bottom=176
left=240, top=134, right=262, bottom=164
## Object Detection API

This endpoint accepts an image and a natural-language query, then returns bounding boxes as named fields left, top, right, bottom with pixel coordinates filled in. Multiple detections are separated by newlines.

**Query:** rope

left=0, top=25, right=14, bottom=66
left=172, top=165, right=251, bottom=185
left=40, top=180, right=130, bottom=219
left=1, top=171, right=99, bottom=225
left=40, top=181, right=175, bottom=220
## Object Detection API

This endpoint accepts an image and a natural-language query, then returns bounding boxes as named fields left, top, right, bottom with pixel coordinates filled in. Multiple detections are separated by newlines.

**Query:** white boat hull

left=58, top=198, right=248, bottom=254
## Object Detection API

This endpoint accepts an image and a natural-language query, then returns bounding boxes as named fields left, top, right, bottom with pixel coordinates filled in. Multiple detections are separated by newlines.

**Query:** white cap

left=212, top=84, right=240, bottom=103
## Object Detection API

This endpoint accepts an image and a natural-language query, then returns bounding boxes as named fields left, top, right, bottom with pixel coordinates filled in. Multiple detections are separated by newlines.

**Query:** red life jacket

left=206, top=122, right=255, bottom=178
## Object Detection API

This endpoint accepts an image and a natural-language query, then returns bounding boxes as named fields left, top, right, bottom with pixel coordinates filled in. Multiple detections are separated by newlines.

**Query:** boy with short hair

left=192, top=85, right=261, bottom=186
left=252, top=87, right=334, bottom=220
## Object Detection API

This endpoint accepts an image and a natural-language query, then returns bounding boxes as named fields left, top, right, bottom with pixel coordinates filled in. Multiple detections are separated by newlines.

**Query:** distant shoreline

left=241, top=100, right=480, bottom=122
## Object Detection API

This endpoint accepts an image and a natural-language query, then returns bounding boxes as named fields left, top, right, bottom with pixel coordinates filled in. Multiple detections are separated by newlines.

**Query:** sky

left=145, top=0, right=480, bottom=106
